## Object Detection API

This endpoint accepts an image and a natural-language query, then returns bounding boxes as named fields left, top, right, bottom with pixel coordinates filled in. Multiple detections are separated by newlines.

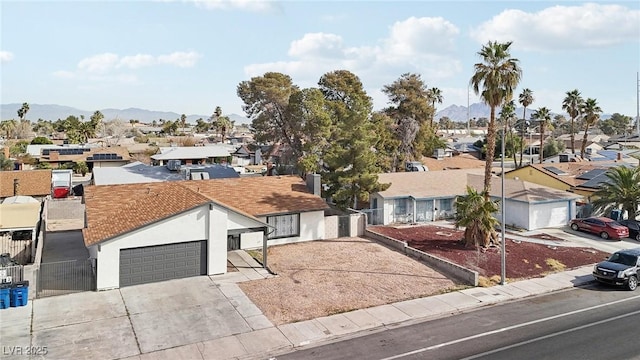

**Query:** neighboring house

left=505, top=161, right=636, bottom=200
left=370, top=169, right=484, bottom=225
left=369, top=169, right=580, bottom=230
left=37, top=146, right=131, bottom=170
left=0, top=169, right=52, bottom=201
left=544, top=149, right=638, bottom=166
left=151, top=145, right=231, bottom=166
left=421, top=153, right=485, bottom=171
left=91, top=162, right=240, bottom=185
left=83, top=175, right=328, bottom=290
left=232, top=145, right=260, bottom=166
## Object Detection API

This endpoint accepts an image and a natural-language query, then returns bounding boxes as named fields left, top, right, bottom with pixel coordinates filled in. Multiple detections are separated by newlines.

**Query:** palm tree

left=216, top=116, right=232, bottom=143
left=517, top=88, right=534, bottom=168
left=470, top=40, right=522, bottom=194
left=580, top=98, right=602, bottom=159
left=17, top=102, right=29, bottom=121
left=426, top=87, right=443, bottom=128
left=592, top=166, right=640, bottom=220
left=531, top=107, right=551, bottom=164
left=562, top=89, right=584, bottom=154
left=180, top=114, right=187, bottom=133
left=455, top=186, right=500, bottom=248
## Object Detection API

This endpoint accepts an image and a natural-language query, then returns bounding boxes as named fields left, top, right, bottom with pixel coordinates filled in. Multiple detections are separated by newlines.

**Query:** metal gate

left=338, top=216, right=351, bottom=237
left=37, top=259, right=96, bottom=298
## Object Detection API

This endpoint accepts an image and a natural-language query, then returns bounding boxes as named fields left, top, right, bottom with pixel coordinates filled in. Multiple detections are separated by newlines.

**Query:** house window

left=267, top=214, right=300, bottom=239
left=394, top=199, right=407, bottom=215
left=439, top=198, right=453, bottom=212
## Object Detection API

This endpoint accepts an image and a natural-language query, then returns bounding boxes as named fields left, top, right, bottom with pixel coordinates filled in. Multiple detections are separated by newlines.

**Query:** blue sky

left=1, top=0, right=639, bottom=119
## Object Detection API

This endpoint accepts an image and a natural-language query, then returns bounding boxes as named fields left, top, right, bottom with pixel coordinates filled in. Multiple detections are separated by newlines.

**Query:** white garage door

left=119, top=241, right=207, bottom=287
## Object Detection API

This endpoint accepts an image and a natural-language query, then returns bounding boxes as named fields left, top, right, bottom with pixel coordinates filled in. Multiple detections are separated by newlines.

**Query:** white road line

left=378, top=294, right=640, bottom=360
left=460, top=309, right=640, bottom=359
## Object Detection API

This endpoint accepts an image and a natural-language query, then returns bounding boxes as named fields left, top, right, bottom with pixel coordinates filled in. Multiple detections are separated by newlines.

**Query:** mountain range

left=1, top=103, right=612, bottom=124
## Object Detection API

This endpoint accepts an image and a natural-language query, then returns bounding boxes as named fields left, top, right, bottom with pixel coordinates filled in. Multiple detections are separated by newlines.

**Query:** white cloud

left=185, top=0, right=276, bottom=12
left=157, top=51, right=201, bottom=67
left=471, top=3, right=640, bottom=51
left=288, top=33, right=345, bottom=59
left=244, top=16, right=462, bottom=87
left=78, top=53, right=119, bottom=74
left=54, top=51, right=201, bottom=85
left=0, top=51, right=14, bottom=63
left=119, top=54, right=156, bottom=69
left=52, top=70, right=76, bottom=79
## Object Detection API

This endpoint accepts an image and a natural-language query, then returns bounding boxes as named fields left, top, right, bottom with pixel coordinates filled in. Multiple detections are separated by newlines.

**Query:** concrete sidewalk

left=126, top=263, right=597, bottom=360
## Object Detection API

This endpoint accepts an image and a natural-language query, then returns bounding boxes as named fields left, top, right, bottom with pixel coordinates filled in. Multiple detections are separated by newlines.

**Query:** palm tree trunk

left=580, top=125, right=590, bottom=159
left=484, top=107, right=497, bottom=197
left=539, top=122, right=545, bottom=164
left=518, top=107, right=526, bottom=168
left=570, top=116, right=576, bottom=154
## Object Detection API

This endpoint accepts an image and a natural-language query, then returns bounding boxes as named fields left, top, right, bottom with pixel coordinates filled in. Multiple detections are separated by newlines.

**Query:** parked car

left=618, top=219, right=640, bottom=241
left=405, top=161, right=428, bottom=172
left=569, top=217, right=629, bottom=240
left=593, top=247, right=640, bottom=291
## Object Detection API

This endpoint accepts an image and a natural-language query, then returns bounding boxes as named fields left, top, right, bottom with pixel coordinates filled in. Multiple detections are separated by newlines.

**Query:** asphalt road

left=272, top=284, right=640, bottom=360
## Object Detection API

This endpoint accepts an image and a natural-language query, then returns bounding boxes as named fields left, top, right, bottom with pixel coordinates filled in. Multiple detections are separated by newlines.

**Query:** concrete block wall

left=365, top=229, right=478, bottom=286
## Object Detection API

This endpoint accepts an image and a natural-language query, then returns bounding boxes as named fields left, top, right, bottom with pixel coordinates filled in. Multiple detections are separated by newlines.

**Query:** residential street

left=272, top=285, right=640, bottom=360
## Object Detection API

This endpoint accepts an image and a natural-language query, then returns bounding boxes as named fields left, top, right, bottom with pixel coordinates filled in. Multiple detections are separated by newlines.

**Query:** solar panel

left=580, top=173, right=612, bottom=189
left=42, top=149, right=50, bottom=155
left=576, top=169, right=607, bottom=180
left=543, top=166, right=567, bottom=175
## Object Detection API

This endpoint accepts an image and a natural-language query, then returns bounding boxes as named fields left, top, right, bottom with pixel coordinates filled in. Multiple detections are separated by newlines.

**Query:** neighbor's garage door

left=119, top=241, right=207, bottom=287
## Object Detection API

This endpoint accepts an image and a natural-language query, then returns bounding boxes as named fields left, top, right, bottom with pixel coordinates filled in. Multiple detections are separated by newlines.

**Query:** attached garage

left=119, top=241, right=207, bottom=287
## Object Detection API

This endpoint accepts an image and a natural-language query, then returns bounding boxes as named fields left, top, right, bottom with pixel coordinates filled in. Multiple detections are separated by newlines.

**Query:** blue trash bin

left=0, top=284, right=10, bottom=309
left=10, top=281, right=29, bottom=307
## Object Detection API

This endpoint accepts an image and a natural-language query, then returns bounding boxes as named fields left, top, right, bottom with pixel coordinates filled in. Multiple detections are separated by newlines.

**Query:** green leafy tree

left=599, top=113, right=632, bottom=136
left=531, top=107, right=551, bottom=163
left=517, top=88, right=534, bottom=167
left=0, top=120, right=17, bottom=139
left=455, top=186, right=500, bottom=248
left=381, top=73, right=434, bottom=159
left=194, top=118, right=209, bottom=133
left=288, top=88, right=332, bottom=176
left=592, top=166, right=640, bottom=219
left=237, top=73, right=302, bottom=160
left=30, top=136, right=53, bottom=145
left=470, top=40, right=522, bottom=194
left=370, top=111, right=400, bottom=172
left=319, top=70, right=389, bottom=209
left=73, top=161, right=89, bottom=176
left=32, top=119, right=54, bottom=136
left=0, top=152, right=14, bottom=171
left=580, top=98, right=602, bottom=159
left=542, top=137, right=565, bottom=158
left=562, top=89, right=584, bottom=154
left=9, top=140, right=29, bottom=156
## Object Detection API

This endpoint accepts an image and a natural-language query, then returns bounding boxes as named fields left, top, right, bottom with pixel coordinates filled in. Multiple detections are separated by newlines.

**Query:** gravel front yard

left=238, top=237, right=461, bottom=325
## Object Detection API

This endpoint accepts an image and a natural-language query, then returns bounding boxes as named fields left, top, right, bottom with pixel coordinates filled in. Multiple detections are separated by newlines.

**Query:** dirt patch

left=238, top=237, right=461, bottom=325
left=371, top=225, right=609, bottom=281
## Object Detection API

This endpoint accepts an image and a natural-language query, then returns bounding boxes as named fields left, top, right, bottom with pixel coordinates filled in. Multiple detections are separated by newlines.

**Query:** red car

left=569, top=217, right=630, bottom=240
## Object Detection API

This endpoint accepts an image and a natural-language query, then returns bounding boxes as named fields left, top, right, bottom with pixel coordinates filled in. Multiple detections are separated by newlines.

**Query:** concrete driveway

left=543, top=226, right=640, bottom=254
left=2, top=275, right=274, bottom=359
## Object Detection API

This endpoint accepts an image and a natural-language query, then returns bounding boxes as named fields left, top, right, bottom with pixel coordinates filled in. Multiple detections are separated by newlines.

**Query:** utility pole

left=467, top=85, right=470, bottom=134
left=636, top=72, right=639, bottom=136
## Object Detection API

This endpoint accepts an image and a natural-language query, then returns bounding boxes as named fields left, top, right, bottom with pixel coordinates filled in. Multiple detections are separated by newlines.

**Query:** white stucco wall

left=240, top=231, right=263, bottom=249
left=497, top=200, right=530, bottom=230
left=91, top=204, right=228, bottom=290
